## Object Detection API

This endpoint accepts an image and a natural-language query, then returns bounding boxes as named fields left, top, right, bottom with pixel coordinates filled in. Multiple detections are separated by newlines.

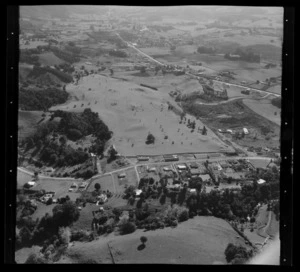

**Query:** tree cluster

left=17, top=201, right=80, bottom=249
left=224, top=243, right=253, bottom=264
left=19, top=87, right=69, bottom=111
left=197, top=46, right=216, bottom=54
left=224, top=48, right=260, bottom=63
left=108, top=49, right=128, bottom=58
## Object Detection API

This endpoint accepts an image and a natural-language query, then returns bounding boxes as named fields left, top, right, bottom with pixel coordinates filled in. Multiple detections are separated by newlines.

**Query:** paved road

left=117, top=33, right=281, bottom=98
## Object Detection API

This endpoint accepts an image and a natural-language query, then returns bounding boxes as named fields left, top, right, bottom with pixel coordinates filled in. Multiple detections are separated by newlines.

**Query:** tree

left=118, top=218, right=136, bottom=235
left=52, top=201, right=80, bottom=227
left=146, top=133, right=155, bottom=144
left=202, top=126, right=207, bottom=135
left=140, top=66, right=146, bottom=74
left=140, top=236, right=148, bottom=245
left=94, top=183, right=101, bottom=191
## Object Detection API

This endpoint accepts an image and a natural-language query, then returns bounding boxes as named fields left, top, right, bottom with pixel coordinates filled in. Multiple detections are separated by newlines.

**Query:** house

left=97, top=194, right=108, bottom=204
left=177, top=164, right=187, bottom=170
left=147, top=167, right=156, bottom=172
left=226, top=129, right=233, bottom=134
left=118, top=173, right=126, bottom=178
left=79, top=182, right=88, bottom=189
left=257, top=179, right=266, bottom=184
left=69, top=183, right=78, bottom=192
left=135, top=189, right=143, bottom=196
left=243, top=128, right=249, bottom=134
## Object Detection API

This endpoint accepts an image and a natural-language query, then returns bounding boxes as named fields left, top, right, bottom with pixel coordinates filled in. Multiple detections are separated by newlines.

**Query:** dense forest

left=22, top=109, right=112, bottom=167
left=19, top=88, right=69, bottom=111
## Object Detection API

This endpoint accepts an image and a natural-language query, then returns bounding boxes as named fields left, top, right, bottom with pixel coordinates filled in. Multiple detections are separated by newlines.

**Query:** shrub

left=118, top=218, right=136, bottom=235
left=52, top=201, right=80, bottom=227
left=178, top=208, right=189, bottom=222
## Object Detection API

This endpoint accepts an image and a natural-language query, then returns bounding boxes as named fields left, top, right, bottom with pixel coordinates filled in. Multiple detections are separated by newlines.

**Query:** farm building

left=118, top=173, right=126, bottom=178
left=243, top=128, right=249, bottom=134
left=177, top=164, right=187, bottom=170
left=257, top=179, right=266, bottom=184
left=164, top=155, right=179, bottom=162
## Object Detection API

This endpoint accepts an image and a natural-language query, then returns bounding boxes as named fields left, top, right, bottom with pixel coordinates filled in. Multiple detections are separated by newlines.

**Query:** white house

left=257, top=179, right=266, bottom=184
left=177, top=165, right=187, bottom=170
left=243, top=128, right=249, bottom=135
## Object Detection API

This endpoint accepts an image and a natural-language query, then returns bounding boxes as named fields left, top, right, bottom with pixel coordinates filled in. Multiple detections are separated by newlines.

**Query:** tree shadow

left=137, top=244, right=146, bottom=251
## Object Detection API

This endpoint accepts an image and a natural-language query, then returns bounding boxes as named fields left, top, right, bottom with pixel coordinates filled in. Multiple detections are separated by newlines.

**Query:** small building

left=257, top=179, right=266, bottom=184
left=118, top=173, right=126, bottom=178
left=226, top=129, right=233, bottom=134
left=189, top=188, right=197, bottom=194
left=135, top=189, right=143, bottom=196
left=177, top=164, right=187, bottom=170
left=147, top=167, right=156, bottom=172
left=97, top=194, right=108, bottom=204
left=243, top=128, right=249, bottom=134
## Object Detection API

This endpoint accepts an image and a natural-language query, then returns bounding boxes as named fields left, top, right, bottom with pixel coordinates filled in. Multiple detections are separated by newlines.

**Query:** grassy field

left=88, top=174, right=115, bottom=193
left=38, top=52, right=65, bottom=66
left=243, top=98, right=281, bottom=126
left=49, top=73, right=229, bottom=156
left=18, top=111, right=51, bottom=141
left=64, top=216, right=249, bottom=264
left=112, top=168, right=139, bottom=193
left=19, top=40, right=48, bottom=49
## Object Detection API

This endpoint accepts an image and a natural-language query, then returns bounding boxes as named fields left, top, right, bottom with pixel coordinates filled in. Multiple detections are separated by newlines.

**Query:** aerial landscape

left=16, top=5, right=282, bottom=264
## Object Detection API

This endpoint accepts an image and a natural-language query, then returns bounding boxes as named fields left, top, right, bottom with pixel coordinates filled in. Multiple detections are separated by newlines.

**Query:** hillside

left=63, top=216, right=249, bottom=264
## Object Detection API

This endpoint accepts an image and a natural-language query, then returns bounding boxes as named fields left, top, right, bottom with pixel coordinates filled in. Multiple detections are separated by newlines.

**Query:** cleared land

left=38, top=52, right=65, bottom=66
left=65, top=216, right=250, bottom=264
left=243, top=98, right=281, bottom=126
left=49, top=73, right=230, bottom=156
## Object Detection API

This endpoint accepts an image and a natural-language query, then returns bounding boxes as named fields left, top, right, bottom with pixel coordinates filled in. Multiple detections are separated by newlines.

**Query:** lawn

left=112, top=167, right=139, bottom=193
left=65, top=216, right=250, bottom=264
left=38, top=52, right=65, bottom=66
left=88, top=174, right=115, bottom=193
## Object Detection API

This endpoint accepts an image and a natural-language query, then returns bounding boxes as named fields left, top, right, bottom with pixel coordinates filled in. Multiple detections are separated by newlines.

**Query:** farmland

left=15, top=5, right=282, bottom=265
left=63, top=216, right=250, bottom=264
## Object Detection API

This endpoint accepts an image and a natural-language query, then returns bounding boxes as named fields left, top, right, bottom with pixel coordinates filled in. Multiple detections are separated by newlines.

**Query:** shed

left=177, top=165, right=187, bottom=170
left=118, top=173, right=126, bottom=178
left=243, top=128, right=249, bottom=134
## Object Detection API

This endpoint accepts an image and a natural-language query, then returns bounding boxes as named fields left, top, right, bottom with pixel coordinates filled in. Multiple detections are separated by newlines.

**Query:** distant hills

left=20, top=5, right=109, bottom=20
